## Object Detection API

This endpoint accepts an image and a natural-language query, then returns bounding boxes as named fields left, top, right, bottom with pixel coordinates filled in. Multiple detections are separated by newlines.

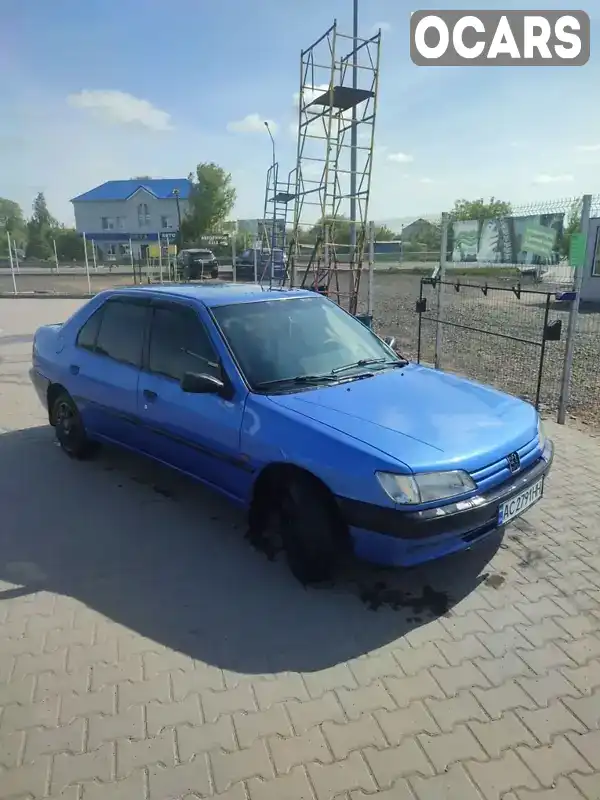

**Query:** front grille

left=471, top=435, right=541, bottom=493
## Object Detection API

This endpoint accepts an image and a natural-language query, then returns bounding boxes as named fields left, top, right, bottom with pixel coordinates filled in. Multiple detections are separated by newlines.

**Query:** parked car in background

left=30, top=283, right=553, bottom=585
left=235, top=248, right=287, bottom=282
left=177, top=249, right=219, bottom=280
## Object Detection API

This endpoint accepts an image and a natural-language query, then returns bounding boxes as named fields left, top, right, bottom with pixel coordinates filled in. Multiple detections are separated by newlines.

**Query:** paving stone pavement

left=1, top=299, right=600, bottom=800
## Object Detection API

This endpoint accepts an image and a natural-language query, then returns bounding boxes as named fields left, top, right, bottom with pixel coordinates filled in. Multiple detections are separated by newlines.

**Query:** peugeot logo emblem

left=507, top=452, right=521, bottom=473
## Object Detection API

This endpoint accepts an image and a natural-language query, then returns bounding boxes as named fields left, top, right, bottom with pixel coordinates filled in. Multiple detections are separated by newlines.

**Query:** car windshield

left=212, top=295, right=402, bottom=390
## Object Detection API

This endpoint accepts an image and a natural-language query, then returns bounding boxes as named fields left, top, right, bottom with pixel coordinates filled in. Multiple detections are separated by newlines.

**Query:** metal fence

left=416, top=279, right=563, bottom=410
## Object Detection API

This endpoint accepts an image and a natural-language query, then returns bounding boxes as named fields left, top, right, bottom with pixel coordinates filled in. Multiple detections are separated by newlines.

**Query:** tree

left=32, top=192, right=59, bottom=229
left=556, top=199, right=582, bottom=259
left=181, top=163, right=237, bottom=243
left=26, top=192, right=58, bottom=259
left=54, top=228, right=85, bottom=261
left=0, top=198, right=26, bottom=255
left=374, top=225, right=397, bottom=241
left=450, top=197, right=512, bottom=221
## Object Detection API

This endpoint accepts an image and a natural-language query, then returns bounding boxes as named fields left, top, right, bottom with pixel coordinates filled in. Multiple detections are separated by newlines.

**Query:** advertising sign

left=449, top=213, right=564, bottom=265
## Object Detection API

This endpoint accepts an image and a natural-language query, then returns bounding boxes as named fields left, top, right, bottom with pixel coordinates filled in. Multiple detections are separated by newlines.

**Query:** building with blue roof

left=71, top=178, right=192, bottom=259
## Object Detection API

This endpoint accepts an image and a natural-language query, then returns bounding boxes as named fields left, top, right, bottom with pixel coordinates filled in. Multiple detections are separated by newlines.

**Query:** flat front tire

left=276, top=475, right=338, bottom=584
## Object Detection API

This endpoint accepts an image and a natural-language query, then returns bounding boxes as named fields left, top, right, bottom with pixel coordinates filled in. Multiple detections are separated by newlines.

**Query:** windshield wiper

left=332, top=356, right=408, bottom=374
left=255, top=374, right=341, bottom=389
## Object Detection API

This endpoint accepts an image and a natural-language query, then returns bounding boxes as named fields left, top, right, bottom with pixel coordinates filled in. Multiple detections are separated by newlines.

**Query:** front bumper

left=337, top=440, right=554, bottom=567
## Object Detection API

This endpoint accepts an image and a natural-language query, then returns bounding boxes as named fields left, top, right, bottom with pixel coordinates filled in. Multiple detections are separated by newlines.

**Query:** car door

left=137, top=300, right=250, bottom=501
left=70, top=296, right=149, bottom=448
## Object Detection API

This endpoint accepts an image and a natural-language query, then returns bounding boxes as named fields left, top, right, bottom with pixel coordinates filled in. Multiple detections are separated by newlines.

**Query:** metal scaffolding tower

left=259, top=164, right=296, bottom=287
left=289, top=20, right=381, bottom=313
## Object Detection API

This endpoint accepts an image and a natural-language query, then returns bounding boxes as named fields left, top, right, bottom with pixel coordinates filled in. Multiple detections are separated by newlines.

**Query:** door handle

left=69, top=364, right=79, bottom=375
left=143, top=389, right=157, bottom=401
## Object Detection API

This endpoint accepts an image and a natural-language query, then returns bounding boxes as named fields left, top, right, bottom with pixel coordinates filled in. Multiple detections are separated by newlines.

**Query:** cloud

left=226, top=113, right=278, bottom=134
left=388, top=152, right=414, bottom=164
left=67, top=90, right=172, bottom=131
left=293, top=84, right=328, bottom=107
left=374, top=22, right=391, bottom=33
left=533, top=173, right=574, bottom=184
left=576, top=143, right=600, bottom=152
left=419, top=177, right=434, bottom=184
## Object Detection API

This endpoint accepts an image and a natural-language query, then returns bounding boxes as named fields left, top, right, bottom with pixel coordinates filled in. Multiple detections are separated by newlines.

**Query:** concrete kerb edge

left=0, top=292, right=97, bottom=299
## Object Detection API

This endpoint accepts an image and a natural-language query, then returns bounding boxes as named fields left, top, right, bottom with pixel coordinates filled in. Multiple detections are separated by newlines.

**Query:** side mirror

left=181, top=371, right=226, bottom=395
left=383, top=336, right=396, bottom=349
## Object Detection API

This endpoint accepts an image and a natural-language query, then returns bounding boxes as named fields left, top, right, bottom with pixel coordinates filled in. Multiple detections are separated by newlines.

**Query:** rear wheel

left=51, top=391, right=96, bottom=460
left=274, top=474, right=339, bottom=584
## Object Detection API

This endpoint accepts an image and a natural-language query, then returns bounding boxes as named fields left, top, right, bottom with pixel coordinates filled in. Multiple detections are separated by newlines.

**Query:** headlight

left=537, top=417, right=546, bottom=450
left=376, top=470, right=476, bottom=505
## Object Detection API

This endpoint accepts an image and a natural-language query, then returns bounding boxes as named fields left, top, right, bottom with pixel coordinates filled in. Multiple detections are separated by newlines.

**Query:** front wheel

left=275, top=475, right=339, bottom=584
left=51, top=392, right=96, bottom=460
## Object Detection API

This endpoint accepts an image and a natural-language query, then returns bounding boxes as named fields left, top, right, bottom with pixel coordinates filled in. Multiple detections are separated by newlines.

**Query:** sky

left=1, top=0, right=599, bottom=228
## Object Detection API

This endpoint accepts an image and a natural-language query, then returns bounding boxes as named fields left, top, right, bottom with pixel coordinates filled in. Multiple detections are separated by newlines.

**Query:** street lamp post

left=172, top=188, right=183, bottom=281
left=350, top=0, right=358, bottom=263
left=264, top=121, right=277, bottom=286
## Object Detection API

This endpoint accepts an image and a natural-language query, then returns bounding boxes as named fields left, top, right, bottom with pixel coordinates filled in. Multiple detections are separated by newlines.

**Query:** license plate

left=498, top=478, right=544, bottom=526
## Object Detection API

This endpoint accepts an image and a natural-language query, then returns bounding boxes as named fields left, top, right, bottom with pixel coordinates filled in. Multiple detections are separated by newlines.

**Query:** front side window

left=212, top=295, right=400, bottom=389
left=101, top=217, right=114, bottom=230
left=160, top=215, right=171, bottom=229
left=148, top=305, right=220, bottom=382
left=94, top=300, right=147, bottom=367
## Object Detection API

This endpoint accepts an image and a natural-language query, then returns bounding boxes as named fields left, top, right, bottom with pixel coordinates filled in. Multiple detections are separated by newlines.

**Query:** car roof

left=104, top=283, right=317, bottom=308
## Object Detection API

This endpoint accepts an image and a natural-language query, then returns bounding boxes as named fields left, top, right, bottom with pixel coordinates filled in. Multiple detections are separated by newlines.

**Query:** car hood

left=268, top=364, right=538, bottom=472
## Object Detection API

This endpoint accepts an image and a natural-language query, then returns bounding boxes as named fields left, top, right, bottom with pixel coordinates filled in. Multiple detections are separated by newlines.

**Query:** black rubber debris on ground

left=359, top=582, right=450, bottom=614
left=485, top=573, right=506, bottom=589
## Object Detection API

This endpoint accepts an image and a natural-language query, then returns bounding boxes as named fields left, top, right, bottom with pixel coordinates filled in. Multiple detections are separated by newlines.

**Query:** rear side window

left=76, top=307, right=104, bottom=351
left=94, top=300, right=147, bottom=367
left=148, top=305, right=219, bottom=382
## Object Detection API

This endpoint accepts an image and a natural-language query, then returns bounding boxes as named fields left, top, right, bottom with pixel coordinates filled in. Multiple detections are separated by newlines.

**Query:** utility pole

left=349, top=0, right=358, bottom=263
left=172, top=188, right=183, bottom=250
left=264, top=121, right=278, bottom=286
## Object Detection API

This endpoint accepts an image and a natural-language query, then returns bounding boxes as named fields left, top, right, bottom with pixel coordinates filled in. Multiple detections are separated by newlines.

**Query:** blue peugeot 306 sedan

left=30, top=283, right=553, bottom=583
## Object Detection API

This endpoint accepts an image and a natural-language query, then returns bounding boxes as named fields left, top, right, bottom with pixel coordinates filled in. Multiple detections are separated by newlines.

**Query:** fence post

left=53, top=238, right=60, bottom=274
left=7, top=231, right=17, bottom=295
left=367, top=220, right=375, bottom=319
left=83, top=233, right=91, bottom=294
left=231, top=221, right=237, bottom=283
left=558, top=193, right=591, bottom=424
left=434, top=212, right=449, bottom=369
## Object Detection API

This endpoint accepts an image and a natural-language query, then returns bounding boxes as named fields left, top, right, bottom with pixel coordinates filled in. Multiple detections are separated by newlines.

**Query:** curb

left=0, top=292, right=97, bottom=299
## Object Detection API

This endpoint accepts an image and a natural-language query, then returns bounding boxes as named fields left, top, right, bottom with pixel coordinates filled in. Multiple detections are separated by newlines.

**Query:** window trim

left=76, top=297, right=150, bottom=368
left=143, top=300, right=222, bottom=384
